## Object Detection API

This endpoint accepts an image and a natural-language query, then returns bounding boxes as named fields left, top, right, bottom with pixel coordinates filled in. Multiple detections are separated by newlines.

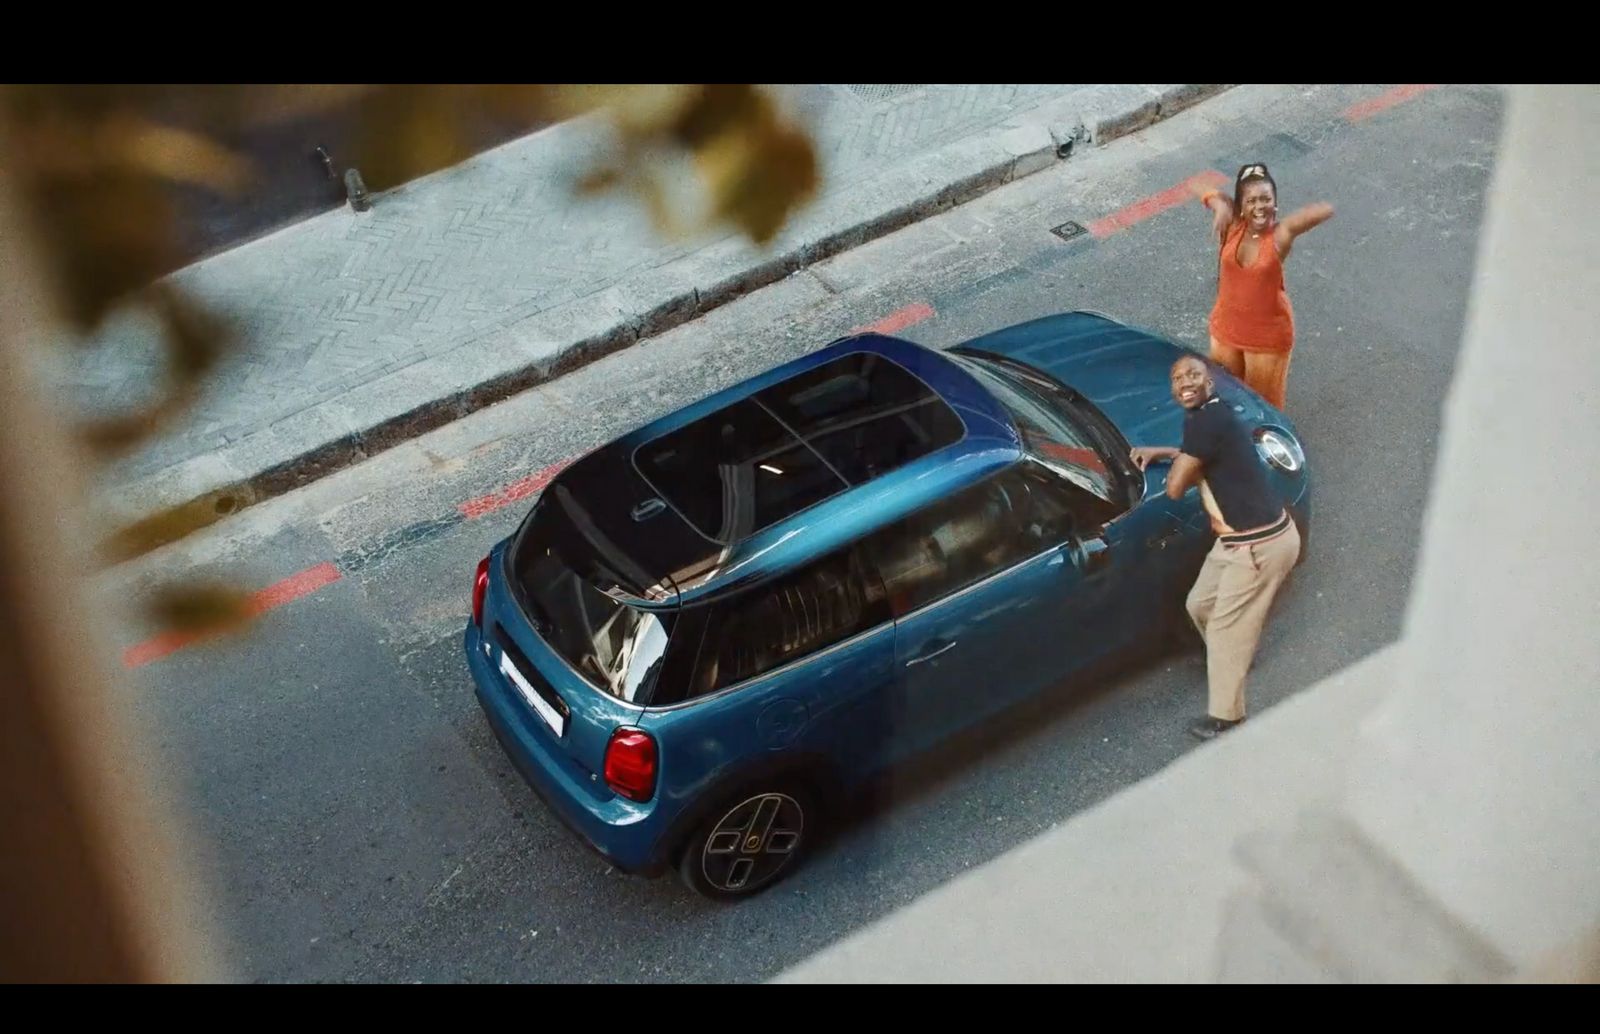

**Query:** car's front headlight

left=1254, top=427, right=1305, bottom=473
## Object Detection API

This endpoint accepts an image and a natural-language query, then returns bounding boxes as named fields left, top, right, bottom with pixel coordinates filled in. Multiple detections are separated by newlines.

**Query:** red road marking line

left=853, top=301, right=935, bottom=336
left=1089, top=170, right=1229, bottom=239
left=1344, top=84, right=1438, bottom=123
left=123, top=561, right=343, bottom=669
left=458, top=458, right=574, bottom=519
left=248, top=562, right=343, bottom=613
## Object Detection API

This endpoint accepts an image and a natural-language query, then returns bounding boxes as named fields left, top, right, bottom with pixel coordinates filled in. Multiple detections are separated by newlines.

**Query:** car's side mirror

left=1063, top=530, right=1110, bottom=573
left=1078, top=534, right=1111, bottom=574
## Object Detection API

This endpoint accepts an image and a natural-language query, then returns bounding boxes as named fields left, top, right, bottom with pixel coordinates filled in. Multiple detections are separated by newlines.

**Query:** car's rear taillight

left=604, top=728, right=657, bottom=801
left=471, top=555, right=490, bottom=627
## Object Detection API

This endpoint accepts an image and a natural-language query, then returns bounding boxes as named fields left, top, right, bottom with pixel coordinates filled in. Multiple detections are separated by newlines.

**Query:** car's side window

left=1017, top=457, right=1125, bottom=537
left=686, top=545, right=891, bottom=696
left=865, top=467, right=1062, bottom=618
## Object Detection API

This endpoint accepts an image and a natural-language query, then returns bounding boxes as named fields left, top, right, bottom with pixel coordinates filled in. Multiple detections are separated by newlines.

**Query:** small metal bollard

left=344, top=167, right=371, bottom=212
left=313, top=146, right=337, bottom=180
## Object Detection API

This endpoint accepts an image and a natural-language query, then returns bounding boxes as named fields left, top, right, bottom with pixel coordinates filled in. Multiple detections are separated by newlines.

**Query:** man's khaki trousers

left=1185, top=522, right=1300, bottom=721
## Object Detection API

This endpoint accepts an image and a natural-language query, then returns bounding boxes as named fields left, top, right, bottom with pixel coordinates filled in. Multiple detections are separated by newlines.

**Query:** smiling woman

left=1195, top=163, right=1335, bottom=410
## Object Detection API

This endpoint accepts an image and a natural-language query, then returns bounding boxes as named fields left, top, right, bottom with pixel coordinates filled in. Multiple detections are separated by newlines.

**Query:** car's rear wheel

left=677, top=783, right=817, bottom=901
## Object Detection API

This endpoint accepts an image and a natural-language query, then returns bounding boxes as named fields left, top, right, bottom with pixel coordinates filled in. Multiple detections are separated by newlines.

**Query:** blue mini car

left=464, top=311, right=1311, bottom=900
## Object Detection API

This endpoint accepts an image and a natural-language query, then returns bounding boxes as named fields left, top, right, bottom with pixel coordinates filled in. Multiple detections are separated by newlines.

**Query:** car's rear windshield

left=508, top=508, right=673, bottom=704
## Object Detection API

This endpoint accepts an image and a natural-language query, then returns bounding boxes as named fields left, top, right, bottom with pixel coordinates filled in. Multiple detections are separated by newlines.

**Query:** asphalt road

left=107, top=83, right=1504, bottom=982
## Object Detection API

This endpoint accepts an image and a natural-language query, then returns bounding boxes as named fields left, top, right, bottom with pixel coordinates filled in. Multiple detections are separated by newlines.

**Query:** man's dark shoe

left=1188, top=715, right=1245, bottom=741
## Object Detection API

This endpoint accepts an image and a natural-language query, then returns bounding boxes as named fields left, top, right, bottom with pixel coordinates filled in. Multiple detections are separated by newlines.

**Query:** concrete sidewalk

left=64, top=84, right=1231, bottom=536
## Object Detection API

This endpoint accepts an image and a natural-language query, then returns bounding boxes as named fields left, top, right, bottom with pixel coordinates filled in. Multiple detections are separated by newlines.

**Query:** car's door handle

left=1148, top=527, right=1183, bottom=550
left=906, top=640, right=958, bottom=666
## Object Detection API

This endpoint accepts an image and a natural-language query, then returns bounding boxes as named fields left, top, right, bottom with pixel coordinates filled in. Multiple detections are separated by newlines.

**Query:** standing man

left=1131, top=354, right=1301, bottom=740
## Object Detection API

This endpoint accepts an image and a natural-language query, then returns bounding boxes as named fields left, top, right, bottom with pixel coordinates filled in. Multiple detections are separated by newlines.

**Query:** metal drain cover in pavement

left=1051, top=221, right=1088, bottom=242
left=845, top=84, right=925, bottom=104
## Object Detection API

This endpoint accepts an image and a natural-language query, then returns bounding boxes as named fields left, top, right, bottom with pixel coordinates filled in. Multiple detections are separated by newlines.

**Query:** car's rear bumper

left=464, top=622, right=668, bottom=877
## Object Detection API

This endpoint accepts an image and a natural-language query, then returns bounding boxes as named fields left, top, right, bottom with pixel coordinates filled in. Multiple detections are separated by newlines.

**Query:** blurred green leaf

left=145, top=582, right=255, bottom=636
left=5, top=83, right=820, bottom=641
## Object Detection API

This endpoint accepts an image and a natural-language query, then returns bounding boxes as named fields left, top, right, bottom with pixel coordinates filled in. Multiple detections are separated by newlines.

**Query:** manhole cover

left=845, top=84, right=925, bottom=104
left=1051, top=221, right=1088, bottom=242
